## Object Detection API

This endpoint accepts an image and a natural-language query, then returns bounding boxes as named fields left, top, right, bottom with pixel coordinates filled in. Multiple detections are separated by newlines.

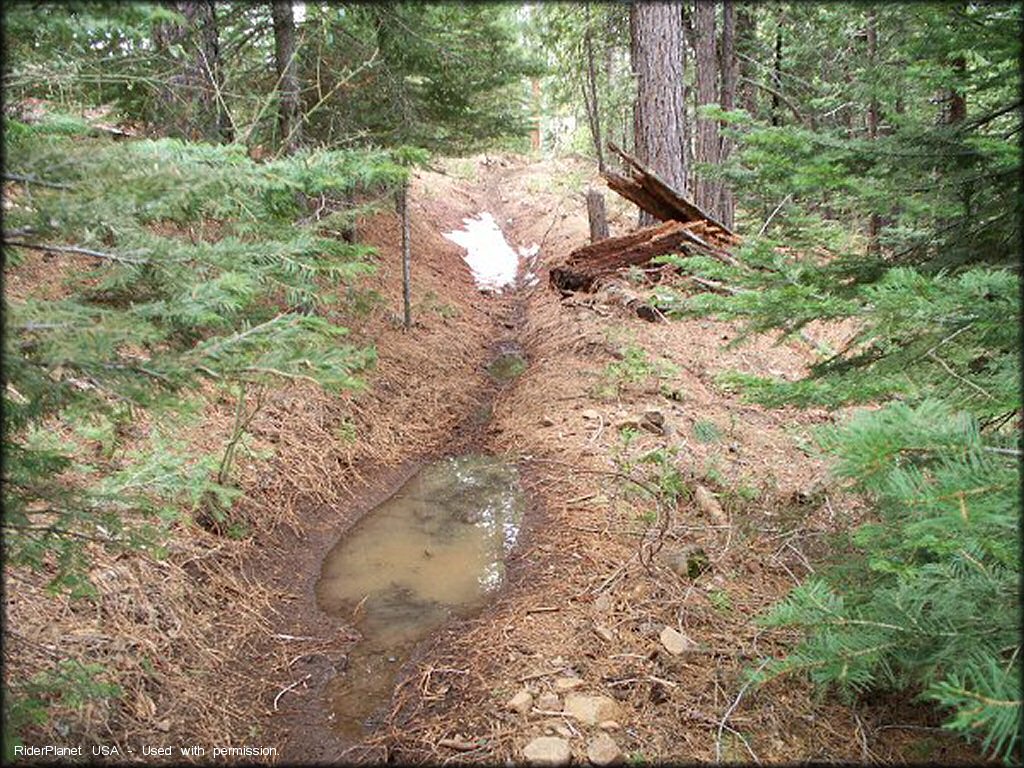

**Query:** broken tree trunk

left=586, top=188, right=610, bottom=242
left=603, top=141, right=739, bottom=243
left=552, top=141, right=743, bottom=294
left=551, top=220, right=739, bottom=293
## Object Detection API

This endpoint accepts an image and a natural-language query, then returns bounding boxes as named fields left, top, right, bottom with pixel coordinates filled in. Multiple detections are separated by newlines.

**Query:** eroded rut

left=295, top=186, right=539, bottom=751
left=316, top=455, right=525, bottom=738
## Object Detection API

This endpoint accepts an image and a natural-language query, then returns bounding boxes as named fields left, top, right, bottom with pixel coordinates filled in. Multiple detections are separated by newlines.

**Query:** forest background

left=2, top=1, right=1020, bottom=763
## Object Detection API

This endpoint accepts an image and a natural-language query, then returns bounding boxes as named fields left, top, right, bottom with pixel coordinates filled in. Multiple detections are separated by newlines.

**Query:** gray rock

left=554, top=676, right=584, bottom=692
left=508, top=689, right=534, bottom=715
left=659, top=626, right=697, bottom=656
left=565, top=694, right=620, bottom=726
left=536, top=692, right=561, bottom=711
left=587, top=733, right=623, bottom=766
left=523, top=736, right=571, bottom=766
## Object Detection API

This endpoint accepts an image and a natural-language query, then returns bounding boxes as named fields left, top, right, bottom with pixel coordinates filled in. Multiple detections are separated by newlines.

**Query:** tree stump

left=586, top=188, right=609, bottom=243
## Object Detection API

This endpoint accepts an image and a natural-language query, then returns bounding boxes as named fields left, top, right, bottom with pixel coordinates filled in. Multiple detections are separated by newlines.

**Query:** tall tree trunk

left=583, top=3, right=604, bottom=170
left=946, top=55, right=967, bottom=124
left=630, top=1, right=688, bottom=226
left=694, top=0, right=721, bottom=218
left=771, top=20, right=783, bottom=127
left=272, top=0, right=301, bottom=154
left=718, top=0, right=737, bottom=229
left=154, top=1, right=230, bottom=143
left=735, top=5, right=756, bottom=115
left=866, top=8, right=882, bottom=251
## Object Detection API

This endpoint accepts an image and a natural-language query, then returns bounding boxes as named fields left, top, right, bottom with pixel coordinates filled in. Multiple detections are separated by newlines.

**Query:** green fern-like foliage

left=3, top=113, right=408, bottom=593
left=651, top=40, right=1021, bottom=755
left=756, top=401, right=1019, bottom=760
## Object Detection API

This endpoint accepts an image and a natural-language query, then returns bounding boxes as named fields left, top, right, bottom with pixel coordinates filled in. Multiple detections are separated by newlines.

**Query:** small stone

left=554, top=724, right=573, bottom=739
left=581, top=409, right=601, bottom=421
left=663, top=546, right=710, bottom=579
left=593, top=594, right=613, bottom=613
left=659, top=626, right=697, bottom=656
left=154, top=719, right=171, bottom=733
left=598, top=720, right=621, bottom=732
left=537, top=692, right=561, bottom=711
left=554, top=676, right=584, bottom=691
left=523, top=736, right=571, bottom=766
left=593, top=624, right=615, bottom=643
left=542, top=416, right=556, bottom=427
left=587, top=733, right=623, bottom=766
left=565, top=694, right=620, bottom=726
left=694, top=485, right=727, bottom=525
left=642, top=409, right=665, bottom=427
left=508, top=690, right=534, bottom=715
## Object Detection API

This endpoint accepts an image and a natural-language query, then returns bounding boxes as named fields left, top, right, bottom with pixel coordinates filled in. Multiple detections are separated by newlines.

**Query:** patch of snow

left=443, top=212, right=523, bottom=292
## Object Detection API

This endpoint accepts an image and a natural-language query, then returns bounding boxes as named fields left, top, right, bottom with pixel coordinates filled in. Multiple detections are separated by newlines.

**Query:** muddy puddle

left=487, top=341, right=527, bottom=383
left=315, top=455, right=524, bottom=738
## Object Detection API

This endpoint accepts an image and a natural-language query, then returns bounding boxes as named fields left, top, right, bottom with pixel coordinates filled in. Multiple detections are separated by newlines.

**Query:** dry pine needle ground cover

left=3, top=154, right=987, bottom=765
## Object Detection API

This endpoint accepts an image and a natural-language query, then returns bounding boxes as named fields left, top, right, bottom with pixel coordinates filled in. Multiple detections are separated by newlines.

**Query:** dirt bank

left=256, top=153, right=983, bottom=765
left=4, top=152, right=984, bottom=765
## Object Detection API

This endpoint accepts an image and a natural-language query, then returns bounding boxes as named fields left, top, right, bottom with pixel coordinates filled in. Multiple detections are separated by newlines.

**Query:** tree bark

left=272, top=0, right=301, bottom=154
left=866, top=8, right=882, bottom=252
left=586, top=188, right=610, bottom=242
left=582, top=3, right=605, bottom=170
left=153, top=1, right=231, bottom=143
left=735, top=5, right=756, bottom=116
left=947, top=55, right=967, bottom=124
left=694, top=0, right=721, bottom=219
left=630, top=1, right=688, bottom=226
left=718, top=0, right=737, bottom=229
left=771, top=20, right=783, bottom=127
left=396, top=182, right=412, bottom=328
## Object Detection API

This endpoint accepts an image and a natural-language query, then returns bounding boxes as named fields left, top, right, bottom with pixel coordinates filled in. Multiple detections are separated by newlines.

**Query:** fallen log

left=603, top=141, right=739, bottom=243
left=551, top=221, right=691, bottom=292
left=551, top=142, right=744, bottom=294
left=550, top=218, right=742, bottom=293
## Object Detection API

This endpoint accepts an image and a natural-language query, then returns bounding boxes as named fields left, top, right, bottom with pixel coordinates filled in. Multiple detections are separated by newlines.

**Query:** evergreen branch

left=3, top=172, right=72, bottom=189
left=272, top=47, right=381, bottom=161
left=939, top=686, right=1019, bottom=710
left=189, top=313, right=290, bottom=359
left=3, top=239, right=148, bottom=265
left=239, top=366, right=321, bottom=386
left=927, top=350, right=995, bottom=401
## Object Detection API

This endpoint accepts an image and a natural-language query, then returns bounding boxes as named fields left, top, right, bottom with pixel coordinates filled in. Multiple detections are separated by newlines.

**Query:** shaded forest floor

left=249, top=154, right=986, bottom=765
left=4, top=152, right=988, bottom=765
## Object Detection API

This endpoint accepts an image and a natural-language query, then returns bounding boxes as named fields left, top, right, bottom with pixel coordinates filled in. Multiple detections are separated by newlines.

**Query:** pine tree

left=3, top=111, right=413, bottom=593
left=653, top=3, right=1021, bottom=760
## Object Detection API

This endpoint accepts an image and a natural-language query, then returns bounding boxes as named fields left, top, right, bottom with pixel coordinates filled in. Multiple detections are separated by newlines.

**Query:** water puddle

left=315, top=455, right=524, bottom=737
left=442, top=211, right=539, bottom=292
left=487, top=341, right=527, bottom=383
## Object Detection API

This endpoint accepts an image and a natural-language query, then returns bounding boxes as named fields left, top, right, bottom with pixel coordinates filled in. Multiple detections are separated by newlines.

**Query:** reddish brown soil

left=3, top=153, right=988, bottom=766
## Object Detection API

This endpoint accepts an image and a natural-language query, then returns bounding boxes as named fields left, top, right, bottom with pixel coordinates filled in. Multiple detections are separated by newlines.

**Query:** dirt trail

left=248, top=154, right=979, bottom=765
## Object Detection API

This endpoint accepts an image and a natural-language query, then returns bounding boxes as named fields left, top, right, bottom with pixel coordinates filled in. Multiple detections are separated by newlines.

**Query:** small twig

left=273, top=673, right=311, bottom=711
left=524, top=606, right=560, bottom=615
left=3, top=172, right=71, bottom=189
left=518, top=669, right=564, bottom=683
left=3, top=239, right=148, bottom=264
left=758, top=194, right=792, bottom=236
left=716, top=660, right=769, bottom=762
left=926, top=350, right=994, bottom=400
left=272, top=633, right=323, bottom=642
left=436, top=738, right=480, bottom=752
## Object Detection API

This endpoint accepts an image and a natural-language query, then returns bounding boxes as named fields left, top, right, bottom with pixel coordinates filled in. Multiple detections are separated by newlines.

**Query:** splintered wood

left=551, top=142, right=741, bottom=293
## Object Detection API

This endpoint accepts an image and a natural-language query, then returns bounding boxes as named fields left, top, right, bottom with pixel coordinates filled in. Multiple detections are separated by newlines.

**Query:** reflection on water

left=315, top=455, right=524, bottom=737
